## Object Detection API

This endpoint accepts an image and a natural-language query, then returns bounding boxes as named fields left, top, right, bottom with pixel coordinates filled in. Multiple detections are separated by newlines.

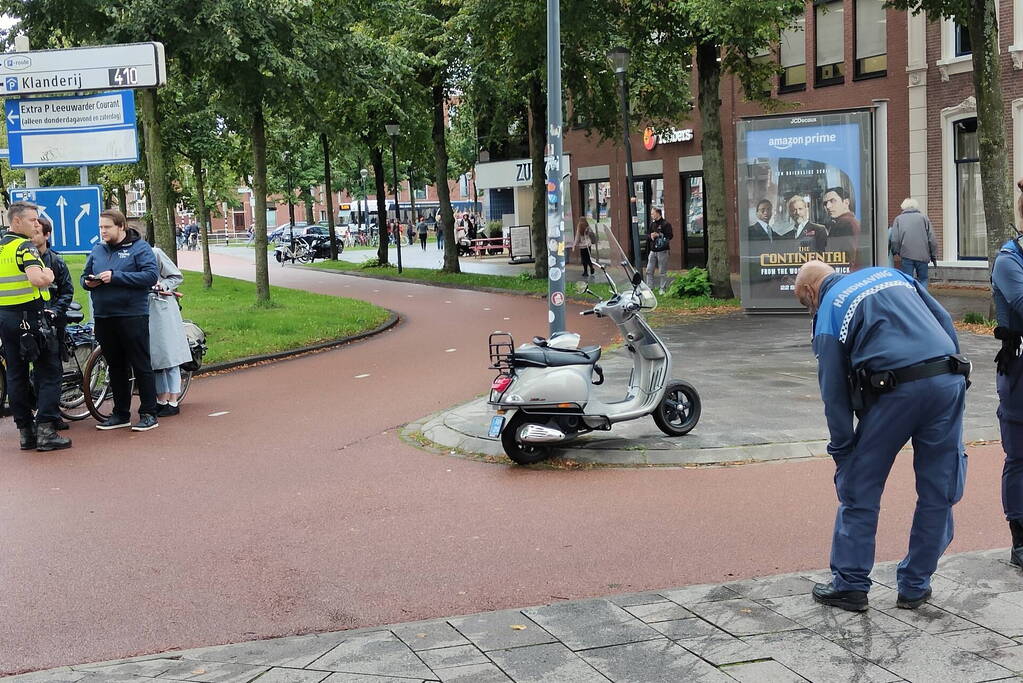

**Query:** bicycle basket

left=181, top=320, right=207, bottom=371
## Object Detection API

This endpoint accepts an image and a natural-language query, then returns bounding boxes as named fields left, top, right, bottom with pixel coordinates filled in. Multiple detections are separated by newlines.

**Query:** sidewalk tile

left=577, top=638, right=733, bottom=682
left=307, top=632, right=433, bottom=679
left=522, top=599, right=661, bottom=651
left=608, top=592, right=669, bottom=608
left=928, top=584, right=1023, bottom=637
left=392, top=622, right=470, bottom=652
left=937, top=553, right=1022, bottom=594
left=178, top=634, right=347, bottom=667
left=721, top=660, right=810, bottom=682
left=686, top=598, right=802, bottom=637
left=447, top=610, right=555, bottom=652
left=660, top=584, right=741, bottom=607
left=321, top=675, right=431, bottom=682
left=622, top=601, right=692, bottom=623
left=976, top=644, right=1023, bottom=674
left=879, top=603, right=978, bottom=635
left=435, top=663, right=512, bottom=682
left=486, top=643, right=608, bottom=683
left=2, top=670, right=88, bottom=683
left=416, top=645, right=488, bottom=670
left=73, top=659, right=176, bottom=679
left=724, top=575, right=817, bottom=601
left=760, top=595, right=915, bottom=639
left=78, top=676, right=156, bottom=683
left=675, top=633, right=766, bottom=666
left=937, top=628, right=1020, bottom=653
left=837, top=631, right=1014, bottom=683
left=155, top=661, right=270, bottom=682
left=648, top=618, right=729, bottom=640
left=745, top=630, right=900, bottom=683
left=245, top=670, right=329, bottom=683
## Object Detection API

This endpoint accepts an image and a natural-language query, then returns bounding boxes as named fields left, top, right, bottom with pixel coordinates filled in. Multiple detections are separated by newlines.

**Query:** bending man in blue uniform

left=794, top=260, right=969, bottom=611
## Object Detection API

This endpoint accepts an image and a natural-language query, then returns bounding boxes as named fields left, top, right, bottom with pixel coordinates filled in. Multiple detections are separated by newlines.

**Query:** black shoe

left=18, top=426, right=36, bottom=450
left=131, top=414, right=159, bottom=432
left=896, top=588, right=932, bottom=610
left=156, top=403, right=179, bottom=417
left=36, top=422, right=71, bottom=451
left=96, top=415, right=131, bottom=430
left=54, top=419, right=70, bottom=431
left=1011, top=547, right=1023, bottom=569
left=812, top=582, right=868, bottom=612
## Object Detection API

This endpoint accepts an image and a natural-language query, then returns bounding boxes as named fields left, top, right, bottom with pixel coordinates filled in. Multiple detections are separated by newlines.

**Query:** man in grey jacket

left=890, top=198, right=938, bottom=288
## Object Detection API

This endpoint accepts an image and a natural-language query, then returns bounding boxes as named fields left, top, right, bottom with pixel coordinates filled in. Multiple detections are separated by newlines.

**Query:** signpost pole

left=546, top=0, right=565, bottom=335
left=13, top=35, right=39, bottom=190
left=79, top=166, right=88, bottom=187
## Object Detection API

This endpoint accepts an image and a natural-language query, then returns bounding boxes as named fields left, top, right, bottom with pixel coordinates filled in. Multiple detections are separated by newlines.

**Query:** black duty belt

left=867, top=354, right=971, bottom=392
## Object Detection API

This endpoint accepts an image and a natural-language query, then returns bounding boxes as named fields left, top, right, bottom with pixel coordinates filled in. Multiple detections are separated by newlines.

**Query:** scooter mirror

left=632, top=272, right=643, bottom=287
left=573, top=281, right=589, bottom=295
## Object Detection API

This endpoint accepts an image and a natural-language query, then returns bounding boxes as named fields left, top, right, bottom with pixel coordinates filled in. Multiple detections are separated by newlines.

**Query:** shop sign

left=643, top=127, right=694, bottom=150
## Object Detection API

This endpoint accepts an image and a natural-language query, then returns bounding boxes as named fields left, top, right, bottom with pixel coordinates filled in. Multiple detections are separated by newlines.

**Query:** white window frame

left=1013, top=98, right=1023, bottom=222
left=940, top=97, right=987, bottom=266
left=1011, top=0, right=1023, bottom=68
left=937, top=17, right=973, bottom=80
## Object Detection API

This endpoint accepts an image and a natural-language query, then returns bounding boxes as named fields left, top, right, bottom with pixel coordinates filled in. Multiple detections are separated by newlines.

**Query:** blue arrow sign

left=9, top=186, right=103, bottom=254
left=5, top=90, right=138, bottom=168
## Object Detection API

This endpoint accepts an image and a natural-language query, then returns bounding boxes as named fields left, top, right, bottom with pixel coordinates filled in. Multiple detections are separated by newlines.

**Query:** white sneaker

left=658, top=288, right=665, bottom=296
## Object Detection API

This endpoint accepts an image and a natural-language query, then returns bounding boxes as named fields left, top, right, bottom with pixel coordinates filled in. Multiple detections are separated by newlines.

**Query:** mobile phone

left=85, top=274, right=99, bottom=281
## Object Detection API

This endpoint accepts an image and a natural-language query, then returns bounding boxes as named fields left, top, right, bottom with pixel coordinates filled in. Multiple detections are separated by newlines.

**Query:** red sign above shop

left=643, top=126, right=695, bottom=150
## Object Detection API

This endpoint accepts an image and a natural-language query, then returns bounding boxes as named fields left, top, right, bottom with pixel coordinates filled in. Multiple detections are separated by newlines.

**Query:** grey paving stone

left=307, top=632, right=433, bottom=679
left=977, top=644, right=1023, bottom=674
left=74, top=659, right=178, bottom=679
left=416, top=645, right=488, bottom=670
left=578, top=638, right=733, bottom=682
left=622, top=601, right=692, bottom=623
left=79, top=676, right=158, bottom=683
left=746, top=629, right=901, bottom=683
left=447, top=609, right=556, bottom=652
left=675, top=633, right=766, bottom=666
left=648, top=617, right=730, bottom=640
left=522, top=599, right=661, bottom=651
left=179, top=634, right=347, bottom=667
left=608, top=591, right=670, bottom=608
left=156, top=660, right=270, bottom=682
left=837, top=631, right=1014, bottom=683
left=880, top=602, right=979, bottom=635
left=486, top=642, right=608, bottom=683
left=937, top=628, right=1021, bottom=653
left=937, top=552, right=1022, bottom=594
left=928, top=581, right=1023, bottom=638
left=720, top=660, right=810, bottom=682
left=392, top=621, right=470, bottom=652
left=686, top=598, right=802, bottom=637
left=435, top=663, right=512, bottom=682
left=321, top=675, right=430, bottom=683
left=761, top=594, right=915, bottom=640
left=660, top=584, right=741, bottom=607
left=725, top=575, right=817, bottom=601
left=2, top=670, right=89, bottom=683
left=246, top=669, right=330, bottom=683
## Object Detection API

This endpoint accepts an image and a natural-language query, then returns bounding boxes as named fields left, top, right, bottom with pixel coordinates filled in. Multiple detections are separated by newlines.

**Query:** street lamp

left=360, top=168, right=369, bottom=242
left=608, top=46, right=642, bottom=273
left=385, top=121, right=403, bottom=273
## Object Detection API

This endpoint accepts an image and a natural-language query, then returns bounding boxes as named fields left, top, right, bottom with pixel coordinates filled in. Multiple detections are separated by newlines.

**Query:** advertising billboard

left=736, top=110, right=874, bottom=310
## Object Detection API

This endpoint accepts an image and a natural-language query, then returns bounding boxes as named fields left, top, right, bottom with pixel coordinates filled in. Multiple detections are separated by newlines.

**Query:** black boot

left=36, top=422, right=71, bottom=452
left=1010, top=520, right=1023, bottom=568
left=18, top=426, right=36, bottom=450
left=54, top=418, right=70, bottom=431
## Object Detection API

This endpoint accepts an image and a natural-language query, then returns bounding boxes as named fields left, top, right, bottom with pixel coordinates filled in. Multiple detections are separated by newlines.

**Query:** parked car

left=268, top=223, right=310, bottom=243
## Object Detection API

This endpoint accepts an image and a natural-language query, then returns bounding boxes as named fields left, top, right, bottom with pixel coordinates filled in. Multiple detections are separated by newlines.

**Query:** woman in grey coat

left=150, top=247, right=192, bottom=416
left=890, top=197, right=938, bottom=288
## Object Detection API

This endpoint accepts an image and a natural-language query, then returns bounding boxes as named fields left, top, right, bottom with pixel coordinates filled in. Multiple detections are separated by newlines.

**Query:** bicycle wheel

left=58, top=343, right=95, bottom=421
left=82, top=346, right=114, bottom=421
left=178, top=368, right=193, bottom=402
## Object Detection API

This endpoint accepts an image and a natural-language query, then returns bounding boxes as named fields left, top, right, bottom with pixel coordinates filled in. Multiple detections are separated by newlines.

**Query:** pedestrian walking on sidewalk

left=794, top=260, right=969, bottom=612
left=646, top=208, right=673, bottom=294
left=572, top=217, right=596, bottom=278
left=890, top=198, right=938, bottom=288
left=417, top=217, right=429, bottom=251
left=990, top=178, right=1023, bottom=571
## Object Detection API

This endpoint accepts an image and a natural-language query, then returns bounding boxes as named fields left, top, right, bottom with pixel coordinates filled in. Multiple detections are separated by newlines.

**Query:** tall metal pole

left=616, top=69, right=641, bottom=274
left=546, top=0, right=565, bottom=335
left=389, top=136, right=403, bottom=274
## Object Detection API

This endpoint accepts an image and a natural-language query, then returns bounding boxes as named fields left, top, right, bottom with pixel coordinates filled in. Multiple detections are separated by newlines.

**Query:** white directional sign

left=9, top=186, right=102, bottom=254
left=5, top=90, right=138, bottom=167
left=0, top=42, right=165, bottom=97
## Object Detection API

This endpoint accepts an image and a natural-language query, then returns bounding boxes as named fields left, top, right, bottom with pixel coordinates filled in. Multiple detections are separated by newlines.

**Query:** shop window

left=854, top=0, right=887, bottom=78
left=582, top=180, right=611, bottom=221
left=954, top=118, right=986, bottom=259
left=488, top=188, right=514, bottom=221
left=780, top=16, right=806, bottom=92
left=815, top=0, right=845, bottom=86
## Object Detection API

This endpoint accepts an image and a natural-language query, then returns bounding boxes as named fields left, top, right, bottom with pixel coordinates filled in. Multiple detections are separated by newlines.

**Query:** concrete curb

left=299, top=263, right=555, bottom=300
left=196, top=310, right=400, bottom=376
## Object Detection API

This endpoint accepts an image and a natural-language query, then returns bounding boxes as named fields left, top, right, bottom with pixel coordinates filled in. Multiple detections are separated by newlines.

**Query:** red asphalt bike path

left=0, top=249, right=1010, bottom=675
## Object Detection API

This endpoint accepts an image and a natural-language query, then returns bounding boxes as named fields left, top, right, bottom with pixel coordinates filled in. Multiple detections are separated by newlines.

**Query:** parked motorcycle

left=486, top=225, right=701, bottom=465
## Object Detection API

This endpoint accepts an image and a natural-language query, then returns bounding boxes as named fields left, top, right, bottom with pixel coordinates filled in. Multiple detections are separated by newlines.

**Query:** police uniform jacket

left=0, top=232, right=47, bottom=311
left=992, top=240, right=1023, bottom=421
left=813, top=267, right=959, bottom=458
left=41, top=249, right=73, bottom=319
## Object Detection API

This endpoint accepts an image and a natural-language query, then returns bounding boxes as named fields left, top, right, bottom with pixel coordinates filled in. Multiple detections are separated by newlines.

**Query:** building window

left=581, top=180, right=611, bottom=221
left=751, top=47, right=773, bottom=96
left=854, top=0, right=886, bottom=77
left=954, top=118, right=986, bottom=259
left=780, top=15, right=806, bottom=91
left=319, top=210, right=327, bottom=222
left=955, top=21, right=972, bottom=57
left=815, top=0, right=845, bottom=86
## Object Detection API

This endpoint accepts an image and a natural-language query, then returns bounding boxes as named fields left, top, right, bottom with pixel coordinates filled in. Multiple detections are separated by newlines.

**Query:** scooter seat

left=513, top=345, right=601, bottom=368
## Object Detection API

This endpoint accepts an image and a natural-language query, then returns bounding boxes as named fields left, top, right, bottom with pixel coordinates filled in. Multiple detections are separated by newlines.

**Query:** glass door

left=681, top=173, right=706, bottom=268
left=633, top=177, right=664, bottom=263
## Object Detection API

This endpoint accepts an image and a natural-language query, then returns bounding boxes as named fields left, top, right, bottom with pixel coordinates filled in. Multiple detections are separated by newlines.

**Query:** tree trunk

left=371, top=146, right=389, bottom=264
left=433, top=82, right=460, bottom=273
left=322, top=133, right=339, bottom=260
left=138, top=88, right=176, bottom=261
left=118, top=185, right=128, bottom=215
left=250, top=105, right=271, bottom=304
left=527, top=76, right=548, bottom=279
left=968, top=0, right=1015, bottom=274
left=696, top=40, right=734, bottom=299
left=193, top=156, right=213, bottom=288
left=304, top=192, right=315, bottom=225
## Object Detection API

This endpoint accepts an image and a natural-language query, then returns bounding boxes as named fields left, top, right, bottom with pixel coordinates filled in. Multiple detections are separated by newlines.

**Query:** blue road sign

left=5, top=90, right=138, bottom=168
left=9, top=186, right=103, bottom=254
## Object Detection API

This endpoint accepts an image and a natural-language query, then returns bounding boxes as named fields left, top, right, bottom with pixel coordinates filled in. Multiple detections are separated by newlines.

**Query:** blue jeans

left=900, top=258, right=929, bottom=288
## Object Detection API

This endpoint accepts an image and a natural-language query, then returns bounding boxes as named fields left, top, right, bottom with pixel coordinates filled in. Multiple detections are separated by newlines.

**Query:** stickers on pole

left=551, top=291, right=565, bottom=307
left=549, top=267, right=562, bottom=282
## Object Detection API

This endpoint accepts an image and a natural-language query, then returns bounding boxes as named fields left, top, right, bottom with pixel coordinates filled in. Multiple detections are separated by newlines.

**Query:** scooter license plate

left=488, top=415, right=505, bottom=438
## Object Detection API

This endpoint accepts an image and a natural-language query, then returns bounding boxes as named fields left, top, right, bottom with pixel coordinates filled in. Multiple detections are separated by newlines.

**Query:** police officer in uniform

left=0, top=201, right=71, bottom=451
left=794, top=260, right=968, bottom=611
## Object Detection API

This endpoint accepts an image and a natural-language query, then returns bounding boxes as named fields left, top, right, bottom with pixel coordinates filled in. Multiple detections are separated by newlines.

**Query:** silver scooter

left=487, top=227, right=701, bottom=464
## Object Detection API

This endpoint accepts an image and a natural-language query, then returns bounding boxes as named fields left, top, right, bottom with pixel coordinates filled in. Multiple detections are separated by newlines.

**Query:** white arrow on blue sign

left=9, top=186, right=102, bottom=254
left=4, top=90, right=138, bottom=168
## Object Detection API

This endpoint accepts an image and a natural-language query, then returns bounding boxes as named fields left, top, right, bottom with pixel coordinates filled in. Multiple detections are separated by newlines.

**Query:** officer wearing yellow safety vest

left=0, top=201, right=71, bottom=451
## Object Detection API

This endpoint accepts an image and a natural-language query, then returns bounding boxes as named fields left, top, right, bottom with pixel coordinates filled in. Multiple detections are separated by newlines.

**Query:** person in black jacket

left=646, top=207, right=674, bottom=295
left=31, top=216, right=75, bottom=431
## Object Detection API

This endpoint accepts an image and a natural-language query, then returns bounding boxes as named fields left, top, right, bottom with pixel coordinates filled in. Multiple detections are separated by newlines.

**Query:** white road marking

left=355, top=373, right=371, bottom=379
left=208, top=411, right=230, bottom=417
left=445, top=348, right=457, bottom=353
left=504, top=317, right=510, bottom=321
left=407, top=295, right=414, bottom=298
left=445, top=301, right=452, bottom=304
left=484, top=307, right=491, bottom=311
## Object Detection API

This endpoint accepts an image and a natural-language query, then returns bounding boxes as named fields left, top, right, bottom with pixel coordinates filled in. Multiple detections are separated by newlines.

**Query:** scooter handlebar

left=580, top=309, right=597, bottom=316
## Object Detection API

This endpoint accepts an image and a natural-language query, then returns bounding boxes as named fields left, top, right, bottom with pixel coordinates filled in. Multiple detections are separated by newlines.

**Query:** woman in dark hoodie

left=82, top=209, right=161, bottom=432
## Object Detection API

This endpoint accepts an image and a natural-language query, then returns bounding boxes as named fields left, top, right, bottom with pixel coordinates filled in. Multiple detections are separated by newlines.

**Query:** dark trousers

left=0, top=309, right=61, bottom=427
left=94, top=315, right=157, bottom=419
left=420, top=234, right=427, bottom=250
left=998, top=416, right=1023, bottom=522
left=579, top=247, right=593, bottom=275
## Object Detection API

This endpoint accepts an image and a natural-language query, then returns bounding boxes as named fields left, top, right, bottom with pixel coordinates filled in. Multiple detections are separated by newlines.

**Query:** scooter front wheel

left=501, top=412, right=555, bottom=465
left=653, top=380, right=701, bottom=436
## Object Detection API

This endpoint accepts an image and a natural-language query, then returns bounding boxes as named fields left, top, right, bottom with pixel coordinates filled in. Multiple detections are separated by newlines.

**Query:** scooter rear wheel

left=653, top=380, right=701, bottom=436
left=501, top=412, right=555, bottom=465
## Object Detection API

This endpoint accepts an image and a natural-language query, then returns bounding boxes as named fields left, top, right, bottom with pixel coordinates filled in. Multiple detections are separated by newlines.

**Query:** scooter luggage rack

left=488, top=332, right=515, bottom=372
